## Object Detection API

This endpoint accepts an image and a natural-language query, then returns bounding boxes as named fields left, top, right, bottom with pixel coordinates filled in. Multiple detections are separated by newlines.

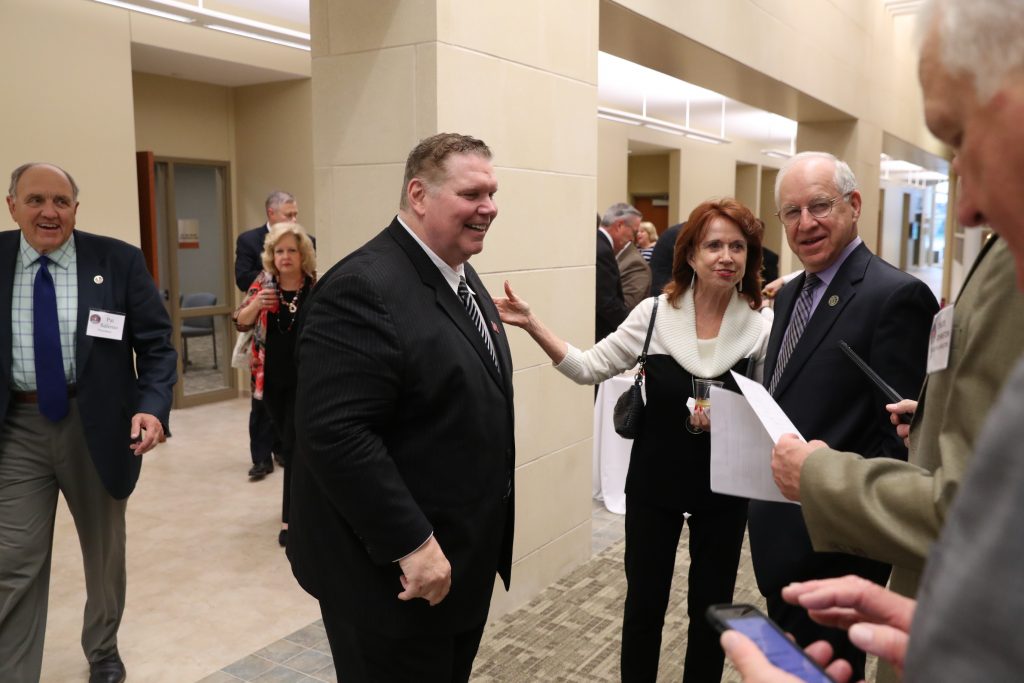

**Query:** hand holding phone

left=708, top=604, right=836, bottom=683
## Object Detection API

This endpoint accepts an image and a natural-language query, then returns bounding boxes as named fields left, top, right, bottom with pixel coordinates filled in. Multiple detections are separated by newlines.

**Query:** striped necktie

left=34, top=255, right=69, bottom=421
left=768, top=273, right=820, bottom=395
left=458, top=276, right=500, bottom=373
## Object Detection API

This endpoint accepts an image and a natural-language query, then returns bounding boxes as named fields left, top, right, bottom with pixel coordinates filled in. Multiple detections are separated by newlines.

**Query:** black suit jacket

left=235, top=223, right=316, bottom=292
left=649, top=222, right=682, bottom=296
left=748, top=243, right=937, bottom=594
left=235, top=224, right=268, bottom=292
left=288, top=218, right=515, bottom=638
left=0, top=230, right=177, bottom=499
left=596, top=229, right=627, bottom=342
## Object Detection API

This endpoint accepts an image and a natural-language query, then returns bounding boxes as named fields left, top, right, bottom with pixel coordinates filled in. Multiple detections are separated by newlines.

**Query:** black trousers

left=248, top=396, right=278, bottom=465
left=320, top=602, right=486, bottom=683
left=263, top=385, right=296, bottom=525
left=620, top=496, right=748, bottom=683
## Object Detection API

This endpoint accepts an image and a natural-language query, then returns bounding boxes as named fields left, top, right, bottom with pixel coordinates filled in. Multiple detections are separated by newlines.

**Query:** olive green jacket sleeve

left=800, top=238, right=1024, bottom=573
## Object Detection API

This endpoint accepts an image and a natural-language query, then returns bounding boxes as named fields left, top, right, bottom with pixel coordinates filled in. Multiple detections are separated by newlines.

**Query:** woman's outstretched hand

left=492, top=281, right=533, bottom=328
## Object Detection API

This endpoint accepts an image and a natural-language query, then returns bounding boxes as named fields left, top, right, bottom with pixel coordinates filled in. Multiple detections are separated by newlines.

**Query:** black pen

left=839, top=340, right=913, bottom=425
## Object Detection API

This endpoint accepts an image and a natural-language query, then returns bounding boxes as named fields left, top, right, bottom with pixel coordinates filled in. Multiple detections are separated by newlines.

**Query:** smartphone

left=707, top=604, right=835, bottom=683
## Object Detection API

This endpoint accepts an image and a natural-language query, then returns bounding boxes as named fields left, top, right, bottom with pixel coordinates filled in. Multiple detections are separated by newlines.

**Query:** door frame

left=147, top=155, right=238, bottom=408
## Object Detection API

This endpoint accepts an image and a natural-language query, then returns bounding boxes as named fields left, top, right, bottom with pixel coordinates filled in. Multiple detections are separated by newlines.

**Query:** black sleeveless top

left=624, top=354, right=752, bottom=513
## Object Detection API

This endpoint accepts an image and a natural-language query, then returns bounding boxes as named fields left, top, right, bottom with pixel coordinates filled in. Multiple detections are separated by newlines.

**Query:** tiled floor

left=204, top=622, right=336, bottom=683
left=40, top=395, right=626, bottom=682
left=207, top=502, right=627, bottom=682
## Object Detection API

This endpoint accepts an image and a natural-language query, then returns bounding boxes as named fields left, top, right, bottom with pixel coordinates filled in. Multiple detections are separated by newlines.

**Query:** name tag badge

left=926, top=305, right=954, bottom=374
left=86, top=309, right=126, bottom=340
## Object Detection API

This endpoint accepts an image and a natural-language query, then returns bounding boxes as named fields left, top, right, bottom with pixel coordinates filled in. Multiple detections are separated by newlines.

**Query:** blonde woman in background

left=234, top=223, right=317, bottom=547
left=636, top=221, right=658, bottom=262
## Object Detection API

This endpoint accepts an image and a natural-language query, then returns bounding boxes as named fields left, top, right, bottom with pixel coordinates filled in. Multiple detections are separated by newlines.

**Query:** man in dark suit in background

left=288, top=133, right=515, bottom=682
left=649, top=221, right=682, bottom=296
left=234, top=191, right=297, bottom=479
left=747, top=151, right=937, bottom=680
left=596, top=202, right=635, bottom=342
left=0, top=163, right=177, bottom=682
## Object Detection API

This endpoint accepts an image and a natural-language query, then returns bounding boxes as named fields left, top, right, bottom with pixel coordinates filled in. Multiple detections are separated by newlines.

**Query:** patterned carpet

left=473, top=527, right=767, bottom=682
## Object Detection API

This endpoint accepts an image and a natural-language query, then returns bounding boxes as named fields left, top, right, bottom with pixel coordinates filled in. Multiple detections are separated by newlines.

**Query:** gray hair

left=600, top=202, right=642, bottom=227
left=774, top=151, right=857, bottom=208
left=922, top=0, right=1024, bottom=103
left=265, top=191, right=296, bottom=212
left=8, top=162, right=80, bottom=200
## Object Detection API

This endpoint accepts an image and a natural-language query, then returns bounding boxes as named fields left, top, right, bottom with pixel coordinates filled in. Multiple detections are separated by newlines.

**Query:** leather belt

left=11, top=385, right=77, bottom=404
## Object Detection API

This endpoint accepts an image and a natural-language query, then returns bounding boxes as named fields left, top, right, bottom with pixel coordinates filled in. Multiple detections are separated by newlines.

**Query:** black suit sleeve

left=596, top=241, right=628, bottom=338
left=235, top=230, right=263, bottom=292
left=649, top=223, right=681, bottom=296
left=296, top=271, right=432, bottom=564
left=866, top=278, right=938, bottom=459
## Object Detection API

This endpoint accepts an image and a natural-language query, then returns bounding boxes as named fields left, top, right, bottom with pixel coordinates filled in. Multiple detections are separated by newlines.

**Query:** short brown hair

left=663, top=198, right=763, bottom=309
left=399, top=133, right=492, bottom=209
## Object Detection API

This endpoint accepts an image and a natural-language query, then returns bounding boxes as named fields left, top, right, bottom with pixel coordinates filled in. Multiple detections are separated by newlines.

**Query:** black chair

left=181, top=292, right=217, bottom=372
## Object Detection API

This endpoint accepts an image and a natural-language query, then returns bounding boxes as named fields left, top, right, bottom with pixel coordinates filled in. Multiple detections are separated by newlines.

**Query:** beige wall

left=133, top=74, right=235, bottom=162
left=234, top=80, right=316, bottom=235
left=627, top=155, right=670, bottom=198
left=612, top=0, right=941, bottom=159
left=1, top=0, right=139, bottom=245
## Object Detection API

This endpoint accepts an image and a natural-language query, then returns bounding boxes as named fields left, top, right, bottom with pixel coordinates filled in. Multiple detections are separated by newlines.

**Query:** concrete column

left=310, top=0, right=599, bottom=618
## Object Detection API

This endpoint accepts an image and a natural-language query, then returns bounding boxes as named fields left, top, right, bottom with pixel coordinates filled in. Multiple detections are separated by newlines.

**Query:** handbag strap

left=634, top=297, right=660, bottom=384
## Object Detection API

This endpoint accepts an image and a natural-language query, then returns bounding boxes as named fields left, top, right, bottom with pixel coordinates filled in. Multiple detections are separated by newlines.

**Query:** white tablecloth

left=593, top=374, right=635, bottom=515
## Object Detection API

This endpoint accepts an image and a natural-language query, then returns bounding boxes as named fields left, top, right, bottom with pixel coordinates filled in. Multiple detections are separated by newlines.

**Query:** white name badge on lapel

left=86, top=309, right=126, bottom=340
left=926, top=305, right=954, bottom=374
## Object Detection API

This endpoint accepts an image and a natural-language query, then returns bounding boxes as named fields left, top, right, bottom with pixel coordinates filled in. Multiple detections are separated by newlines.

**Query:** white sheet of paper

left=730, top=371, right=804, bottom=442
left=709, top=386, right=793, bottom=503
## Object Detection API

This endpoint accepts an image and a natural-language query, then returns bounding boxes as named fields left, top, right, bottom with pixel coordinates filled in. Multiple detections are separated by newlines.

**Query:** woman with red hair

left=495, top=198, right=773, bottom=682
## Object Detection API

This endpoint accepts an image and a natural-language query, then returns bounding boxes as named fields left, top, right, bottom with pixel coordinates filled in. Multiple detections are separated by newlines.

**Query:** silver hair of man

left=921, top=0, right=1024, bottom=103
left=8, top=162, right=80, bottom=201
left=600, top=202, right=642, bottom=227
left=264, top=190, right=296, bottom=212
left=773, top=151, right=857, bottom=209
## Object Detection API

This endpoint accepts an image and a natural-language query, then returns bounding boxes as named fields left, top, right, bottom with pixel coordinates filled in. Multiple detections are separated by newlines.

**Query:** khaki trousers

left=0, top=400, right=127, bottom=682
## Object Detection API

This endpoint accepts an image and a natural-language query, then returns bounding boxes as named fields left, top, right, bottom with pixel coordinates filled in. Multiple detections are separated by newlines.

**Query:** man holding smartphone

left=722, top=0, right=1024, bottom=679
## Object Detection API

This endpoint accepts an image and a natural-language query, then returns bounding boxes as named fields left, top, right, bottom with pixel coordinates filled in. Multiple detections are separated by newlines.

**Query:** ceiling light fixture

left=88, top=0, right=311, bottom=49
left=597, top=111, right=641, bottom=126
left=597, top=107, right=731, bottom=144
left=92, top=0, right=194, bottom=23
left=205, top=24, right=311, bottom=51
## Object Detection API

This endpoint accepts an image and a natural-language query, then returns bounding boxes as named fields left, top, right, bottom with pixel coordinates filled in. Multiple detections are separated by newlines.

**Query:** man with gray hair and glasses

left=724, top=1, right=1024, bottom=679
left=595, top=202, right=637, bottom=342
left=747, top=151, right=937, bottom=681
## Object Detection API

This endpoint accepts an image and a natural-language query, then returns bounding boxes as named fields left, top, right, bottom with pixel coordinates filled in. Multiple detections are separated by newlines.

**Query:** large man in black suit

left=596, top=202, right=635, bottom=342
left=747, top=152, right=937, bottom=680
left=234, top=191, right=298, bottom=479
left=288, top=133, right=515, bottom=682
left=0, top=163, right=177, bottom=682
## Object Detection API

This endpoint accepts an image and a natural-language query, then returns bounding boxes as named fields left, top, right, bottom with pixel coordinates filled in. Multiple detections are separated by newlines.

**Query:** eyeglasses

left=776, top=192, right=853, bottom=227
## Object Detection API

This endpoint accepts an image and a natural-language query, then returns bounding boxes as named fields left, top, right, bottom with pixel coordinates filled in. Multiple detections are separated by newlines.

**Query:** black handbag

left=612, top=298, right=659, bottom=439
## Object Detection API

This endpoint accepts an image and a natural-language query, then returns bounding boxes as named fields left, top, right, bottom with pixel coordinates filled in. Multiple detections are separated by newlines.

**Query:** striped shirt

left=11, top=234, right=78, bottom=390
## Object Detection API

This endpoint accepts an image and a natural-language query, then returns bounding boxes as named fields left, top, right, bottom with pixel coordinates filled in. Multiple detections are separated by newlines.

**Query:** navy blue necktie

left=34, top=255, right=69, bottom=421
left=768, top=273, right=820, bottom=395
